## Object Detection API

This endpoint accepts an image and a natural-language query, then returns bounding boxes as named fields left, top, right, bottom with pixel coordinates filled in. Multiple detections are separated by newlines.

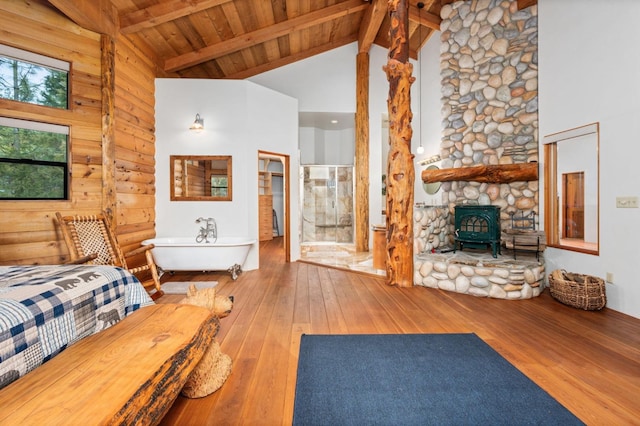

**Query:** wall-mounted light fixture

left=190, top=113, right=204, bottom=132
left=417, top=154, right=441, bottom=165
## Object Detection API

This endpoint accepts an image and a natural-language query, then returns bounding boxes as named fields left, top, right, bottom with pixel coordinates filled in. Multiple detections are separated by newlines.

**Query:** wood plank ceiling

left=64, top=0, right=444, bottom=79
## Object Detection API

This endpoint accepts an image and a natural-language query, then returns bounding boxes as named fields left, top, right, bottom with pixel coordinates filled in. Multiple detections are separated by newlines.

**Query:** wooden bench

left=0, top=303, right=217, bottom=425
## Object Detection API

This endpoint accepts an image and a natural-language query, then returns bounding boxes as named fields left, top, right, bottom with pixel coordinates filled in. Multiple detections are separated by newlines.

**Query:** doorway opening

left=258, top=151, right=290, bottom=263
left=562, top=171, right=585, bottom=240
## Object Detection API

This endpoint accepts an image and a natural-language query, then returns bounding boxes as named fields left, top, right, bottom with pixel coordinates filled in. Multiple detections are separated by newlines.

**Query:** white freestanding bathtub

left=141, top=237, right=256, bottom=279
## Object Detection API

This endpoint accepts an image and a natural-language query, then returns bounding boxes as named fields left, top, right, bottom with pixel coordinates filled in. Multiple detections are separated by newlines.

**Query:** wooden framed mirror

left=543, top=122, right=599, bottom=255
left=170, top=155, right=232, bottom=201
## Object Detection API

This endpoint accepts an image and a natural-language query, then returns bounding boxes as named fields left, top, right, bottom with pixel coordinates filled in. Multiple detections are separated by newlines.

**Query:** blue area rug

left=293, top=333, right=583, bottom=425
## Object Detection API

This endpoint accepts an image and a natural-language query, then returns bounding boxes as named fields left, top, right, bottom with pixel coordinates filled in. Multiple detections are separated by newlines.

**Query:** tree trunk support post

left=355, top=52, right=370, bottom=253
left=384, top=0, right=414, bottom=287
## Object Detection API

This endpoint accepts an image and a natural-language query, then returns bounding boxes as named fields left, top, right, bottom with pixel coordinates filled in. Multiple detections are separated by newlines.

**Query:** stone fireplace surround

left=438, top=0, right=539, bottom=222
left=411, top=0, right=543, bottom=300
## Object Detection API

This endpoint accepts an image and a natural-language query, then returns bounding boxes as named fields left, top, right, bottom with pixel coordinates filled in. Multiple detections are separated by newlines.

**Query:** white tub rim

left=142, top=237, right=256, bottom=247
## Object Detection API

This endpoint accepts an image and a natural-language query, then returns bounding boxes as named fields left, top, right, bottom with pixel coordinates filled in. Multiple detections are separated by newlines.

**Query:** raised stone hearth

left=415, top=251, right=544, bottom=300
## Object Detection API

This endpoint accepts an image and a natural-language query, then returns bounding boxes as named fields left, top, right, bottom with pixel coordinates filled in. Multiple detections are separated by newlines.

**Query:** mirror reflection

left=170, top=155, right=232, bottom=201
left=422, top=165, right=441, bottom=195
left=543, top=123, right=599, bottom=255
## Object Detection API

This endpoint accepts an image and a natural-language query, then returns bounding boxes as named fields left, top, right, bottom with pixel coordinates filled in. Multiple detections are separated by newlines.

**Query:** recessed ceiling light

left=331, top=119, right=338, bottom=124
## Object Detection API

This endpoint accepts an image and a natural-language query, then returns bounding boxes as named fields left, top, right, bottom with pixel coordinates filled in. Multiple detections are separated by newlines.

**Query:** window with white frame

left=0, top=45, right=70, bottom=200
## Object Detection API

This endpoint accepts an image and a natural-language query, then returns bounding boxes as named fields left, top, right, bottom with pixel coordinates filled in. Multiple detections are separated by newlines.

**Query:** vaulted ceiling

left=48, top=0, right=444, bottom=79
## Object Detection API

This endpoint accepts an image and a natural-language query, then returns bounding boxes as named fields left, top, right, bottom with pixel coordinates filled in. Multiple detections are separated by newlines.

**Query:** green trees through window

left=0, top=123, right=68, bottom=199
left=0, top=46, right=70, bottom=200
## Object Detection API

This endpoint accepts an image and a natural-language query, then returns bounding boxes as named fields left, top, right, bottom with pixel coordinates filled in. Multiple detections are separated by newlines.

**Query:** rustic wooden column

left=384, top=0, right=414, bottom=287
left=355, top=52, right=370, bottom=253
left=101, top=34, right=117, bottom=225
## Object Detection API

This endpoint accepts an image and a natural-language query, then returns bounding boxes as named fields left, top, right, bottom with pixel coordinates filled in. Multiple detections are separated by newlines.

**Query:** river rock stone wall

left=414, top=252, right=545, bottom=299
left=439, top=0, right=539, bottom=227
left=413, top=206, right=452, bottom=253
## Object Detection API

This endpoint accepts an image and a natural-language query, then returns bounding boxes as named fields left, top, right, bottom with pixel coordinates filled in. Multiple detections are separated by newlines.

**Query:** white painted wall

left=299, top=126, right=355, bottom=165
left=539, top=0, right=640, bottom=318
left=299, top=127, right=315, bottom=164
left=323, top=128, right=355, bottom=165
left=155, top=79, right=300, bottom=270
left=413, top=33, right=446, bottom=206
left=250, top=44, right=357, bottom=113
left=368, top=45, right=393, bottom=227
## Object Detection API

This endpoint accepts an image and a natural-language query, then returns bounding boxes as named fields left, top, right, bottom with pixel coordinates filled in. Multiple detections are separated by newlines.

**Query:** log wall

left=113, top=33, right=159, bottom=257
left=0, top=0, right=159, bottom=266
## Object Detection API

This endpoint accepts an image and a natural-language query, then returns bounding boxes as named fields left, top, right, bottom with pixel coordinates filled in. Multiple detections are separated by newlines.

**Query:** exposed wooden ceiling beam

left=164, top=0, right=368, bottom=73
left=119, top=0, right=232, bottom=34
left=358, top=0, right=388, bottom=53
left=409, top=3, right=441, bottom=31
left=225, top=34, right=359, bottom=80
left=47, top=0, right=118, bottom=37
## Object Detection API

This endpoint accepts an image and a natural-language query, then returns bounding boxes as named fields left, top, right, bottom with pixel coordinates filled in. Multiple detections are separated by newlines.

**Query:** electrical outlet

left=606, top=272, right=614, bottom=283
left=616, top=196, right=638, bottom=208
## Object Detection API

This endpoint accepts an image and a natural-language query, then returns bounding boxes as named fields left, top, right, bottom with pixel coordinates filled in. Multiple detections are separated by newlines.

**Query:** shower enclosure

left=301, top=165, right=354, bottom=244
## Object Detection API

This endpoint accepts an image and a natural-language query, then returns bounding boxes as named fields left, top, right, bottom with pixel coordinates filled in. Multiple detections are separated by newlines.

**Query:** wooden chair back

left=56, top=213, right=126, bottom=267
left=56, top=212, right=163, bottom=299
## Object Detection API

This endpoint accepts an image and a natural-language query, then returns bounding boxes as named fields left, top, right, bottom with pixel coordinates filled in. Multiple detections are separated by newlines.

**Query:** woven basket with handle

left=548, top=269, right=606, bottom=310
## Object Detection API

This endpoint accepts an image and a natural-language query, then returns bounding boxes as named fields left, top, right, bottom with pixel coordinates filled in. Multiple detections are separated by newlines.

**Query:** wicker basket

left=548, top=269, right=606, bottom=310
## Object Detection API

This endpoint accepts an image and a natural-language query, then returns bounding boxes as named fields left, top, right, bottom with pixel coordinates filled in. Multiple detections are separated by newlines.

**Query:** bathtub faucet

left=195, top=217, right=217, bottom=243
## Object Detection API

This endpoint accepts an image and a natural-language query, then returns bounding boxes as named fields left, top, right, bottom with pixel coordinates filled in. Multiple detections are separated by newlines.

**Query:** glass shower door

left=301, top=165, right=353, bottom=244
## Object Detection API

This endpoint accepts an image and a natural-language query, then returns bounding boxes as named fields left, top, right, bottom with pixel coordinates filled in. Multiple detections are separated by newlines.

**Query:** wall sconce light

left=190, top=113, right=204, bottom=132
left=417, top=154, right=441, bottom=165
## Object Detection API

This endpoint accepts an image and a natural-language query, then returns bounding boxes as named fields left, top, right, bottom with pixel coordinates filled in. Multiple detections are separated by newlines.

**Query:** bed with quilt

left=0, top=264, right=153, bottom=390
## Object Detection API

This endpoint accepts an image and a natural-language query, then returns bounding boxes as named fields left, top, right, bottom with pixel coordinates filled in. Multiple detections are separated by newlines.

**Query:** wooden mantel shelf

left=421, top=163, right=538, bottom=184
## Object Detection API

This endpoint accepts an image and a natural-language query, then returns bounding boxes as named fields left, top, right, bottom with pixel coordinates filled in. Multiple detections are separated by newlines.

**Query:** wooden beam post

left=355, top=52, right=370, bottom=253
left=101, top=35, right=117, bottom=226
left=384, top=0, right=414, bottom=287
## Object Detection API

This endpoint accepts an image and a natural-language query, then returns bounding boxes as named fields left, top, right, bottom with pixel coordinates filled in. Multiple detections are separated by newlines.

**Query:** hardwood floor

left=158, top=237, right=640, bottom=425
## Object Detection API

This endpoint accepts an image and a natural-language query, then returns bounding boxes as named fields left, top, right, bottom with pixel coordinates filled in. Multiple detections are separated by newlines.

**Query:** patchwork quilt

left=0, top=265, right=154, bottom=390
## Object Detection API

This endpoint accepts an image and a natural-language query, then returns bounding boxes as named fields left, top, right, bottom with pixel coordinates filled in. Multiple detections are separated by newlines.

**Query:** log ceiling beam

left=409, top=4, right=441, bottom=31
left=119, top=0, right=232, bottom=34
left=358, top=0, right=388, bottom=53
left=47, top=0, right=118, bottom=37
left=163, top=0, right=368, bottom=73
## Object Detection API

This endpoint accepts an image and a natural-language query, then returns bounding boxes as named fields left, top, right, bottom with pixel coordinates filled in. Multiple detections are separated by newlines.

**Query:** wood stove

left=453, top=205, right=501, bottom=258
